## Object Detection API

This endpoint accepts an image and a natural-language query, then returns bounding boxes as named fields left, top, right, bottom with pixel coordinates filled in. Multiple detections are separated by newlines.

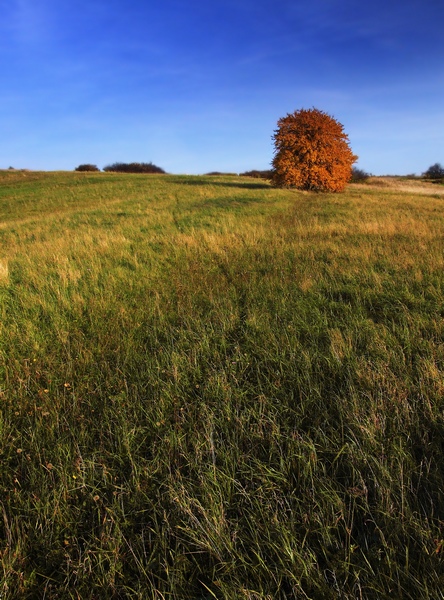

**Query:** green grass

left=1, top=170, right=444, bottom=598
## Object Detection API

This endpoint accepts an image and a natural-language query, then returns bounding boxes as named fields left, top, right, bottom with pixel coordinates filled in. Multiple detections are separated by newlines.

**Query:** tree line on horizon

left=75, top=162, right=167, bottom=174
left=73, top=108, right=443, bottom=189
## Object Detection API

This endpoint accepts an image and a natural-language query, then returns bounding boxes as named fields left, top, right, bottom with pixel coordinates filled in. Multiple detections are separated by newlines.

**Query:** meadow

left=0, top=170, right=443, bottom=599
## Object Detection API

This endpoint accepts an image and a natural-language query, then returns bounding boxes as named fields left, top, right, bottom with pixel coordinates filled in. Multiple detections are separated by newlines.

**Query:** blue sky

left=1, top=0, right=443, bottom=174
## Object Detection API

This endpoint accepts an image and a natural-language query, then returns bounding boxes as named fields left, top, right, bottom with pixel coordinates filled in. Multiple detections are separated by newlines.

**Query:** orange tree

left=272, top=108, right=357, bottom=191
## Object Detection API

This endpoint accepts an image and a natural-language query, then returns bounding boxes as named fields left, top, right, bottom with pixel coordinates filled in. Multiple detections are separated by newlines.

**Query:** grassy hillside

left=0, top=171, right=443, bottom=598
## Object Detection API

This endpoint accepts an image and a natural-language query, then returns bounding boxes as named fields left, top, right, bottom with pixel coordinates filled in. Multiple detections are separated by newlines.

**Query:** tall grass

left=0, top=171, right=443, bottom=598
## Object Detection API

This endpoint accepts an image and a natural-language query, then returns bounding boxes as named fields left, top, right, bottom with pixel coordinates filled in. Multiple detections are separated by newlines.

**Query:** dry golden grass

left=354, top=176, right=444, bottom=195
left=0, top=259, right=8, bottom=282
left=1, top=171, right=444, bottom=599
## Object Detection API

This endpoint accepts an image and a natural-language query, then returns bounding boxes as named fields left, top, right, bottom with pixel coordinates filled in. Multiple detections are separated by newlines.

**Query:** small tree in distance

left=422, top=163, right=444, bottom=180
left=350, top=167, right=371, bottom=182
left=272, top=108, right=357, bottom=192
left=75, top=164, right=100, bottom=172
left=103, top=162, right=166, bottom=174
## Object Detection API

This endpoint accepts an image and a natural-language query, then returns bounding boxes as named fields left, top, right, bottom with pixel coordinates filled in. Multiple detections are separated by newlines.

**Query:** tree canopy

left=272, top=108, right=357, bottom=192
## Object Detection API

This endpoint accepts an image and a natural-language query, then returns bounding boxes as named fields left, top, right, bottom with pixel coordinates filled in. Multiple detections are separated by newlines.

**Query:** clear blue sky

left=1, top=0, right=443, bottom=175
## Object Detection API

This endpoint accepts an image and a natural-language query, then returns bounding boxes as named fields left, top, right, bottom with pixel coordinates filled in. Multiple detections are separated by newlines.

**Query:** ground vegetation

left=0, top=171, right=443, bottom=598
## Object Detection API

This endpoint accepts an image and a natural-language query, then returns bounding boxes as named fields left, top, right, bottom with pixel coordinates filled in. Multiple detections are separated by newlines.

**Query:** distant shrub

left=240, top=169, right=274, bottom=180
left=350, top=167, right=371, bottom=182
left=422, top=163, right=444, bottom=180
left=103, top=162, right=166, bottom=174
left=204, top=171, right=238, bottom=176
left=75, top=164, right=100, bottom=172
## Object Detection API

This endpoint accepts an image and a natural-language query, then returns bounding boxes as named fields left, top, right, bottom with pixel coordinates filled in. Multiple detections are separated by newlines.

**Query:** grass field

left=1, top=170, right=443, bottom=598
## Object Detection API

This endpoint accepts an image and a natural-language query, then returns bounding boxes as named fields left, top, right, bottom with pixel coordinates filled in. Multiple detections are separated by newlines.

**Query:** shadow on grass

left=168, top=176, right=271, bottom=191
left=185, top=195, right=261, bottom=212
